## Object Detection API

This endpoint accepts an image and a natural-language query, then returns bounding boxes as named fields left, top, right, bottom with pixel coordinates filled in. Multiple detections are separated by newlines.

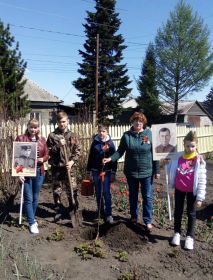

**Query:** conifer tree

left=0, top=20, right=29, bottom=120
left=73, top=0, right=131, bottom=123
left=155, top=0, right=213, bottom=122
left=204, top=87, right=213, bottom=107
left=136, top=43, right=161, bottom=126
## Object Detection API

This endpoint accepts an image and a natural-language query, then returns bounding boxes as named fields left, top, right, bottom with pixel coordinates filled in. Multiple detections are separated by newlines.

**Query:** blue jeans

left=92, top=170, right=112, bottom=217
left=127, top=176, right=153, bottom=224
left=23, top=168, right=44, bottom=226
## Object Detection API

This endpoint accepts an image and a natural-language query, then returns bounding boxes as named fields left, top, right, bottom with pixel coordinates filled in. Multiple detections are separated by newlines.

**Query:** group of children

left=16, top=112, right=207, bottom=250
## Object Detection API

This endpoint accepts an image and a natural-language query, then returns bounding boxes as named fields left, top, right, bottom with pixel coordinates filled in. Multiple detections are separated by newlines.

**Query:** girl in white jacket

left=168, top=131, right=207, bottom=250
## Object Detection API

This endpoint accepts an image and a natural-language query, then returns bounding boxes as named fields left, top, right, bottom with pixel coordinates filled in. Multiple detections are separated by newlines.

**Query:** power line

left=11, top=24, right=151, bottom=47
left=0, top=1, right=74, bottom=20
left=10, top=24, right=85, bottom=38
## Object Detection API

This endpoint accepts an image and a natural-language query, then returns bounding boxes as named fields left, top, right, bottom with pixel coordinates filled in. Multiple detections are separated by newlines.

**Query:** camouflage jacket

left=47, top=127, right=81, bottom=167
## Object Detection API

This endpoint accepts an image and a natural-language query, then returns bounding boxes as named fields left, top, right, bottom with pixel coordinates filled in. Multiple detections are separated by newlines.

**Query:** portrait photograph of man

left=12, top=142, right=37, bottom=176
left=155, top=127, right=176, bottom=153
left=152, top=123, right=177, bottom=160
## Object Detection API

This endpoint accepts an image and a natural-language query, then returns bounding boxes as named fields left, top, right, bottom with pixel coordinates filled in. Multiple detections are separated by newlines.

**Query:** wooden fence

left=1, top=121, right=213, bottom=156
left=1, top=121, right=212, bottom=174
left=12, top=122, right=213, bottom=157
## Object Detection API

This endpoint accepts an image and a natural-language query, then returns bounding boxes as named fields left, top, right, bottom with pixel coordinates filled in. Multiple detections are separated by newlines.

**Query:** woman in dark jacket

left=16, top=119, right=48, bottom=234
left=103, top=112, right=160, bottom=230
left=86, top=124, right=117, bottom=224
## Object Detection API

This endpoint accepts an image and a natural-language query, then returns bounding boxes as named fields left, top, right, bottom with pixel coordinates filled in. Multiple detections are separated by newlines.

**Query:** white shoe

left=184, top=236, right=194, bottom=250
left=106, top=216, right=114, bottom=224
left=171, top=233, right=180, bottom=246
left=29, top=222, right=39, bottom=234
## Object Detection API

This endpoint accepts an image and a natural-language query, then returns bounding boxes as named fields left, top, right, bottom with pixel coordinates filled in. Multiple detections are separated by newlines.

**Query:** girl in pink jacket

left=168, top=131, right=207, bottom=250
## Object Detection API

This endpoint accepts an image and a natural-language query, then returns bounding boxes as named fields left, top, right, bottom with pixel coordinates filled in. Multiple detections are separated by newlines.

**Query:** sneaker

left=171, top=233, right=180, bottom=246
left=146, top=224, right=153, bottom=230
left=184, top=236, right=194, bottom=250
left=29, top=222, right=39, bottom=234
left=106, top=216, right=114, bottom=224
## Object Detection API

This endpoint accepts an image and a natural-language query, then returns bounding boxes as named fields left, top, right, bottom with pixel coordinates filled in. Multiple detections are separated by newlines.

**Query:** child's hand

left=37, top=157, right=43, bottom=163
left=66, top=160, right=74, bottom=171
left=154, top=174, right=160, bottom=179
left=19, top=176, right=25, bottom=183
left=196, top=200, right=202, bottom=208
left=58, top=138, right=66, bottom=147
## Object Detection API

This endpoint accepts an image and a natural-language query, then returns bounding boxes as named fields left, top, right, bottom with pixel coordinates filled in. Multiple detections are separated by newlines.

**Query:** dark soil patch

left=101, top=221, right=148, bottom=251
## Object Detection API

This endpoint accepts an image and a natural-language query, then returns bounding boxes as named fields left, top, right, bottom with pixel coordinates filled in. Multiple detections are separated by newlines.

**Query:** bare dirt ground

left=1, top=160, right=212, bottom=280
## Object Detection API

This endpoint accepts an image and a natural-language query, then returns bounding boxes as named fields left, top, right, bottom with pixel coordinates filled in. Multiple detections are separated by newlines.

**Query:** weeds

left=118, top=271, right=133, bottom=280
left=74, top=239, right=107, bottom=260
left=0, top=226, right=56, bottom=279
left=7, top=216, right=28, bottom=231
left=46, top=229, right=64, bottom=241
left=196, top=219, right=213, bottom=244
left=115, top=250, right=129, bottom=262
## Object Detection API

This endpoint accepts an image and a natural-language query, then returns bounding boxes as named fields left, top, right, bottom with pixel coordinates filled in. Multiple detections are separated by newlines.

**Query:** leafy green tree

left=155, top=0, right=213, bottom=122
left=0, top=20, right=29, bottom=120
left=136, top=43, right=161, bottom=126
left=73, top=0, right=132, bottom=123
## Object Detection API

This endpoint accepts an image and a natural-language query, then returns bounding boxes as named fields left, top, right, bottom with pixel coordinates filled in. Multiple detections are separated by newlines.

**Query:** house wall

left=200, top=116, right=212, bottom=127
left=187, top=115, right=200, bottom=127
left=184, top=103, right=212, bottom=127
left=28, top=108, right=57, bottom=125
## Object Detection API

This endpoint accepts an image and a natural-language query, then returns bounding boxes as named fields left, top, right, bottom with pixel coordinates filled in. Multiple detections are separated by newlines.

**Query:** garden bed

left=0, top=161, right=212, bottom=279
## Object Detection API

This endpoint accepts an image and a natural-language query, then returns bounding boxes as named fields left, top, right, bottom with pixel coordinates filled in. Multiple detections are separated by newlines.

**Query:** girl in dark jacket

left=16, top=119, right=49, bottom=234
left=86, top=124, right=117, bottom=223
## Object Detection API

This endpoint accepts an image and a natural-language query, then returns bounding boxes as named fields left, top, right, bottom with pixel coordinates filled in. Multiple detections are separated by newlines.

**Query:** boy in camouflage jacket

left=47, top=112, right=81, bottom=219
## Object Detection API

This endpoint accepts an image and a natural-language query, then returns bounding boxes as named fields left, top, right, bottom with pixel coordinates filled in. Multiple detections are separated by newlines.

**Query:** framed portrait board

left=151, top=123, right=177, bottom=160
left=12, top=142, right=37, bottom=177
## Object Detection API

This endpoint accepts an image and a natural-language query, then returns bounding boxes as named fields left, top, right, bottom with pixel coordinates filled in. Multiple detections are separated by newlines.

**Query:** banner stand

left=19, top=182, right=24, bottom=225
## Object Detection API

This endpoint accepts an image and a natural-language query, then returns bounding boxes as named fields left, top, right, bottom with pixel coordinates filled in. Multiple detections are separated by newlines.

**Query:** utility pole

left=95, top=34, right=99, bottom=125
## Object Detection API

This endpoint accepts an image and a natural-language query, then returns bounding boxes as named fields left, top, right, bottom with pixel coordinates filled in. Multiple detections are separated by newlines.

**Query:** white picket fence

left=1, top=122, right=213, bottom=164
left=14, top=122, right=213, bottom=155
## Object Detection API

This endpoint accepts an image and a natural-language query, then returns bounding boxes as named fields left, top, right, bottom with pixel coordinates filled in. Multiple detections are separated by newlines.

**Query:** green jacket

left=111, top=128, right=160, bottom=178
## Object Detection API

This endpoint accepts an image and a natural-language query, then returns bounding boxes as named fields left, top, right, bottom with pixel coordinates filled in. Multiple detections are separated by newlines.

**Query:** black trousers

left=174, top=188, right=196, bottom=237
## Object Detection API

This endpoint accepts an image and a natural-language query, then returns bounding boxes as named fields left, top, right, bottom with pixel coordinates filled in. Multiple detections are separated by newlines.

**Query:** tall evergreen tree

left=0, top=20, right=29, bottom=120
left=204, top=87, right=213, bottom=107
left=73, top=0, right=132, bottom=123
left=136, top=43, right=161, bottom=126
left=155, top=0, right=213, bottom=122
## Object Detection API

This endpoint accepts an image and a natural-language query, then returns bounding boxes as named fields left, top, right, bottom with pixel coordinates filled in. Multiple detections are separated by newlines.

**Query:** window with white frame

left=29, top=112, right=42, bottom=126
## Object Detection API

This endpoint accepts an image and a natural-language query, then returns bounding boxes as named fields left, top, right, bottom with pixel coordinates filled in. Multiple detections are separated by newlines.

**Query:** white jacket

left=167, top=153, right=207, bottom=201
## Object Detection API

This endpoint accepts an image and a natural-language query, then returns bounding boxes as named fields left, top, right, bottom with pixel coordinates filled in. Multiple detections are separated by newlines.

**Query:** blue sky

left=0, top=0, right=212, bottom=105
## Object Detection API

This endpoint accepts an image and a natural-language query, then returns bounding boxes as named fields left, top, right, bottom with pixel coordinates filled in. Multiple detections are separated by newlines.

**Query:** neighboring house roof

left=121, top=98, right=138, bottom=108
left=161, top=100, right=196, bottom=115
left=200, top=102, right=213, bottom=120
left=23, top=79, right=62, bottom=103
left=121, top=98, right=212, bottom=121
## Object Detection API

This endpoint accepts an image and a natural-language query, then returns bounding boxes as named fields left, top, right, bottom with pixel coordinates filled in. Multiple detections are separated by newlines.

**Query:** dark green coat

left=111, top=128, right=160, bottom=178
